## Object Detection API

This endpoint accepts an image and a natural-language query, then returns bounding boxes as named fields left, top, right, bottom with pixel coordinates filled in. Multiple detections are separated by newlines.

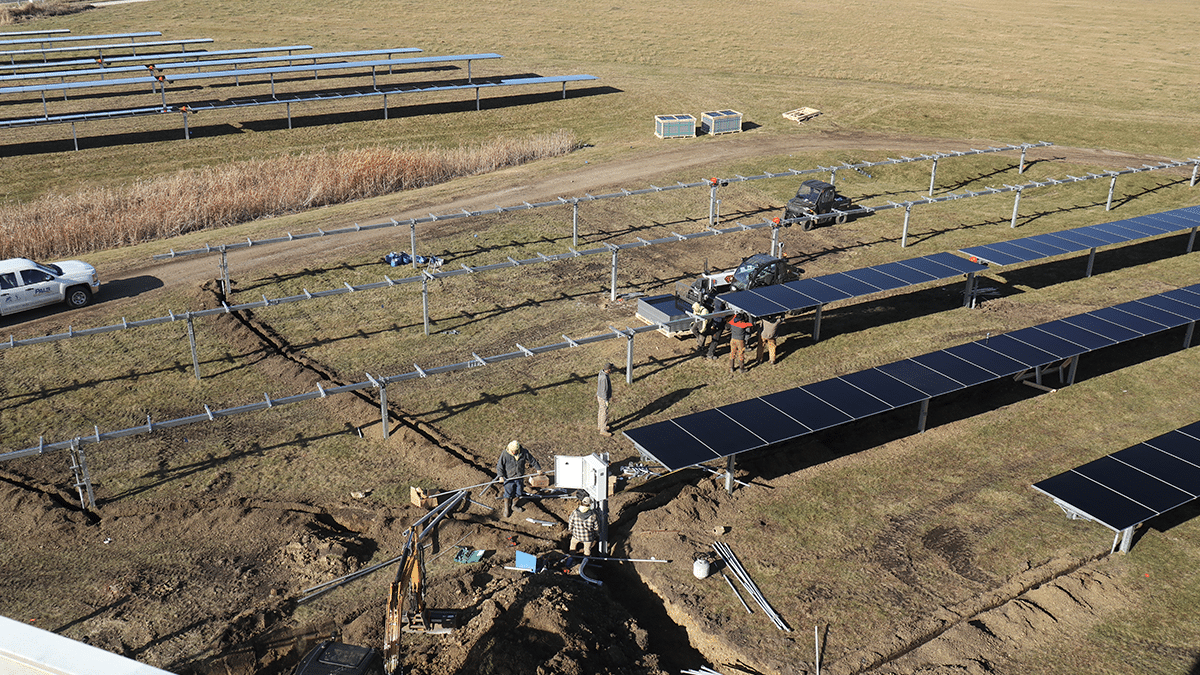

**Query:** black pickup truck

left=781, top=179, right=855, bottom=230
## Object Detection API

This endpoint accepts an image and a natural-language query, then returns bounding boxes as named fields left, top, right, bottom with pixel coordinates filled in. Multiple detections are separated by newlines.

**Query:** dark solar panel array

left=624, top=284, right=1200, bottom=472
left=960, top=205, right=1200, bottom=267
left=1033, top=421, right=1200, bottom=532
left=717, top=251, right=988, bottom=319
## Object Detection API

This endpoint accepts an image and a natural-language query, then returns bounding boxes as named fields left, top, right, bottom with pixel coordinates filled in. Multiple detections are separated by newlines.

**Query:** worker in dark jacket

left=496, top=440, right=542, bottom=517
left=597, top=362, right=615, bottom=436
left=728, top=312, right=754, bottom=373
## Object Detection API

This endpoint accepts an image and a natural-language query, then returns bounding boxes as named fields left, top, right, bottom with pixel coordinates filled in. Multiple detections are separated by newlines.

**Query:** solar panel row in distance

left=960, top=205, right=1200, bottom=267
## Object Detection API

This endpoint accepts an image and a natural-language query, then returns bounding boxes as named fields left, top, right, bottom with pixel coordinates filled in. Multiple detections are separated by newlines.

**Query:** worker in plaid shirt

left=567, top=497, right=600, bottom=556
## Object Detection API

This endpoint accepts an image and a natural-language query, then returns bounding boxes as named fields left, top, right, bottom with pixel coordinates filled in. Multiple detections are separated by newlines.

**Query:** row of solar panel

left=624, top=284, right=1200, bottom=472
left=0, top=38, right=214, bottom=59
left=0, top=31, right=160, bottom=47
left=0, top=48, right=419, bottom=83
left=717, top=251, right=987, bottom=319
left=0, top=54, right=503, bottom=96
left=1, top=45, right=314, bottom=74
left=1033, top=421, right=1200, bottom=532
left=961, top=206, right=1200, bottom=266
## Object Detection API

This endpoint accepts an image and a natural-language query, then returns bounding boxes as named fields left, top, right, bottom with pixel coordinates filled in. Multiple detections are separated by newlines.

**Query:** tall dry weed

left=0, top=130, right=579, bottom=260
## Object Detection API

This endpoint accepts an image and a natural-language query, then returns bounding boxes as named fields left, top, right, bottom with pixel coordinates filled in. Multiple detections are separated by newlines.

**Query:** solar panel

left=814, top=272, right=881, bottom=297
left=960, top=206, right=1200, bottom=270
left=784, top=278, right=853, bottom=304
left=627, top=286, right=1198, bottom=473
left=873, top=261, right=939, bottom=285
left=1114, top=299, right=1193, bottom=328
left=1033, top=422, right=1200, bottom=539
left=841, top=267, right=908, bottom=291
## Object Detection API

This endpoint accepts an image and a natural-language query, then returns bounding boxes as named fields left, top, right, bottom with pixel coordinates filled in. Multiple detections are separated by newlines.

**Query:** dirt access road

left=61, top=130, right=1182, bottom=325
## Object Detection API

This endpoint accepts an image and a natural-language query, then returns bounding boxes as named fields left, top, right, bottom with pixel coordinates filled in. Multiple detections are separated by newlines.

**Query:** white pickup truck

left=0, top=257, right=101, bottom=317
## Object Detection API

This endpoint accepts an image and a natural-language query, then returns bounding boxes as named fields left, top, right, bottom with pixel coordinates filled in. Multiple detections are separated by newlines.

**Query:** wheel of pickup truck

left=65, top=286, right=92, bottom=309
left=802, top=220, right=816, bottom=231
left=835, top=213, right=848, bottom=225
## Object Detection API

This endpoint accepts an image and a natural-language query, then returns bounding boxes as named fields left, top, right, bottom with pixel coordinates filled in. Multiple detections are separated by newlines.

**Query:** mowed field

left=2, top=1, right=1200, bottom=675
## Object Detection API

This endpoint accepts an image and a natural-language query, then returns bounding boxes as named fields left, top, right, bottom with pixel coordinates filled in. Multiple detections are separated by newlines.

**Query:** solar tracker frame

left=1033, top=423, right=1200, bottom=551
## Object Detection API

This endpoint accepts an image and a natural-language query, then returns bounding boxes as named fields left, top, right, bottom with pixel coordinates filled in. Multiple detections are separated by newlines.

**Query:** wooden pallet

left=782, top=107, right=822, bottom=124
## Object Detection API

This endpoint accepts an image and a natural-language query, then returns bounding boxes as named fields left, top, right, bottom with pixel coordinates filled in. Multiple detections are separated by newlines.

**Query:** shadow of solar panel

left=784, top=279, right=853, bottom=304
left=873, top=261, right=939, bottom=284
left=673, top=409, right=769, bottom=456
left=1112, top=444, right=1200, bottom=494
left=1087, top=307, right=1163, bottom=336
left=801, top=378, right=891, bottom=419
left=838, top=369, right=928, bottom=408
left=1050, top=229, right=1110, bottom=248
left=1033, top=471, right=1156, bottom=530
left=958, top=244, right=1025, bottom=266
left=721, top=291, right=790, bottom=318
left=749, top=283, right=820, bottom=311
left=875, top=359, right=964, bottom=398
left=1059, top=313, right=1141, bottom=342
left=1006, top=326, right=1090, bottom=359
left=717, top=398, right=810, bottom=444
left=817, top=272, right=884, bottom=298
left=1071, top=226, right=1126, bottom=246
left=841, top=267, right=908, bottom=291
left=1161, top=288, right=1200, bottom=309
left=1033, top=320, right=1117, bottom=351
left=760, top=388, right=853, bottom=431
left=622, top=422, right=719, bottom=471
left=910, top=350, right=996, bottom=387
left=1138, top=295, right=1200, bottom=322
left=1112, top=300, right=1190, bottom=329
left=942, top=342, right=1028, bottom=378
left=1144, top=430, right=1200, bottom=464
left=1073, top=456, right=1196, bottom=513
left=974, top=334, right=1058, bottom=368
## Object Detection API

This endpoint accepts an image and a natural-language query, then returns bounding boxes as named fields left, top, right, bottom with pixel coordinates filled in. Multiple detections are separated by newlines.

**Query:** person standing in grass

left=728, top=312, right=754, bottom=373
left=757, top=315, right=781, bottom=366
left=597, top=362, right=615, bottom=436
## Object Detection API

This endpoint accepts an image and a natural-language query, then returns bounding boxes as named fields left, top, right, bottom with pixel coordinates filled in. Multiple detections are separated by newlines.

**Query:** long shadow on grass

left=738, top=328, right=1196, bottom=484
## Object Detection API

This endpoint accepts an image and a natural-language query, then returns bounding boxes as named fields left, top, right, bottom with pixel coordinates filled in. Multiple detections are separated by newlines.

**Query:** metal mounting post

left=917, top=399, right=930, bottom=433
left=1118, top=525, right=1136, bottom=553
left=573, top=200, right=580, bottom=247
left=1085, top=247, right=1098, bottom=277
left=962, top=272, right=976, bottom=308
left=901, top=204, right=913, bottom=247
left=378, top=382, right=389, bottom=439
left=1010, top=188, right=1023, bottom=228
left=1066, top=355, right=1080, bottom=385
left=771, top=225, right=780, bottom=258
left=709, top=182, right=718, bottom=226
left=928, top=158, right=938, bottom=196
left=186, top=315, right=202, bottom=380
left=421, top=274, right=430, bottom=336
left=1191, top=161, right=1199, bottom=187
left=410, top=221, right=417, bottom=270
left=68, top=440, right=96, bottom=511
left=1184, top=321, right=1195, bottom=349
left=1019, top=146, right=1029, bottom=174
left=812, top=305, right=824, bottom=342
left=829, top=168, right=837, bottom=185
left=1186, top=226, right=1196, bottom=254
left=609, top=248, right=619, bottom=302
left=219, top=247, right=231, bottom=296
left=625, top=331, right=634, bottom=384
left=725, top=455, right=735, bottom=495
left=1106, top=175, right=1117, bottom=211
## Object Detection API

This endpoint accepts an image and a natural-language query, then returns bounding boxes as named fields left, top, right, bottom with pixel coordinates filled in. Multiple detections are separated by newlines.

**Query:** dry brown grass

left=0, top=0, right=86, bottom=24
left=0, top=130, right=577, bottom=260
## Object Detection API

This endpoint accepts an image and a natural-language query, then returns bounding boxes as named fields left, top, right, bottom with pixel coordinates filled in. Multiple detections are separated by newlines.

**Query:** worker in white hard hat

left=495, top=440, right=541, bottom=518
left=567, top=497, right=600, bottom=557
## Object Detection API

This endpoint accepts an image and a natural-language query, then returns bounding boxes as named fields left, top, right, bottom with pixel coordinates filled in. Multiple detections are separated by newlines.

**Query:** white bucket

left=693, top=558, right=711, bottom=579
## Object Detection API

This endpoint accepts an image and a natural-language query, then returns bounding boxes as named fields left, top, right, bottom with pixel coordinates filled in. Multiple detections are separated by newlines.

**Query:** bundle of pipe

left=681, top=667, right=726, bottom=675
left=712, top=541, right=791, bottom=632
